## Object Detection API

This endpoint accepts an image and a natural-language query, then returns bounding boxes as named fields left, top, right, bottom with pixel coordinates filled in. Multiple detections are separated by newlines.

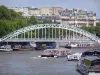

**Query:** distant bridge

left=0, top=24, right=100, bottom=44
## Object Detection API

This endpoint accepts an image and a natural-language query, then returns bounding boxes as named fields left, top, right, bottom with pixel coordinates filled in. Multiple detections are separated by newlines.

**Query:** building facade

left=35, top=15, right=61, bottom=23
left=40, top=7, right=63, bottom=16
left=10, top=7, right=29, bottom=16
left=28, top=8, right=40, bottom=16
left=59, top=8, right=96, bottom=27
left=10, top=7, right=96, bottom=27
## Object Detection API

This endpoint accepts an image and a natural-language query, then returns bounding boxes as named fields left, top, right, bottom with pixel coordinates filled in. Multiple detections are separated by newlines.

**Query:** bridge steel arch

left=0, top=24, right=100, bottom=43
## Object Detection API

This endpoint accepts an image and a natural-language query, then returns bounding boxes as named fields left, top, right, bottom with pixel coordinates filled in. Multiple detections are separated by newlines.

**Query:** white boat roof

left=83, top=56, right=100, bottom=61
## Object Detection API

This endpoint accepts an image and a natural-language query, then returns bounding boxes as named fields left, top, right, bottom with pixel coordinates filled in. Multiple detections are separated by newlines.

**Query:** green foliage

left=0, top=5, right=11, bottom=20
left=0, top=5, right=28, bottom=37
left=0, top=5, right=56, bottom=38
left=10, top=9, right=24, bottom=20
left=84, top=59, right=91, bottom=66
left=0, top=20, right=15, bottom=37
left=42, top=44, right=46, bottom=47
left=28, top=16, right=38, bottom=25
left=43, top=19, right=52, bottom=24
left=81, top=23, right=100, bottom=37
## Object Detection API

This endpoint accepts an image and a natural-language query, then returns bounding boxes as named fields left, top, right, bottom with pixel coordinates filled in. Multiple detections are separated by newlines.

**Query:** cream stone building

left=10, top=7, right=96, bottom=27
left=59, top=9, right=96, bottom=27
left=10, top=7, right=29, bottom=16
left=40, top=7, right=63, bottom=16
left=28, top=8, right=40, bottom=16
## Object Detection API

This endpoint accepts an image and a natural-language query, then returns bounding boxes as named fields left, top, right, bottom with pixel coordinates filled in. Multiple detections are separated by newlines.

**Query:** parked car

left=76, top=56, right=100, bottom=75
left=67, top=53, right=82, bottom=61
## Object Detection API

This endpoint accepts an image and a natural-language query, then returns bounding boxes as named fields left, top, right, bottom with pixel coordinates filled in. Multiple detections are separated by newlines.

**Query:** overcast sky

left=0, top=0, right=100, bottom=18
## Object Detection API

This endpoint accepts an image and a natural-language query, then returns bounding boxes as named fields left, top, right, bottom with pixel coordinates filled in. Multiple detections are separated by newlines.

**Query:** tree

left=96, top=23, right=100, bottom=27
left=28, top=16, right=38, bottom=25
left=43, top=19, right=53, bottom=24
left=0, top=5, right=11, bottom=20
left=0, top=5, right=29, bottom=37
left=81, top=23, right=100, bottom=37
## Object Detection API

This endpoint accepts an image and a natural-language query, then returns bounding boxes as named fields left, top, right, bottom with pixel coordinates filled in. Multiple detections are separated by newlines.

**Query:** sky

left=0, top=0, right=100, bottom=18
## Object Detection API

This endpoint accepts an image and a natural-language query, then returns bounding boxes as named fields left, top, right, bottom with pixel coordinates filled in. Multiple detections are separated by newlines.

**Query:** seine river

left=0, top=48, right=92, bottom=75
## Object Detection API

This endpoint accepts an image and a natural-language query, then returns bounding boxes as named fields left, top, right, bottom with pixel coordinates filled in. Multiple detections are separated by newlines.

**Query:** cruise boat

left=67, top=53, right=82, bottom=61
left=76, top=56, right=100, bottom=75
left=40, top=49, right=71, bottom=58
left=65, top=44, right=78, bottom=49
left=13, top=45, right=22, bottom=51
left=70, top=44, right=78, bottom=47
left=0, top=45, right=13, bottom=52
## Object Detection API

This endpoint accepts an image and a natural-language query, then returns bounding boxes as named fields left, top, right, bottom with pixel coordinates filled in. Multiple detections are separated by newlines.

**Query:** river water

left=0, top=48, right=92, bottom=75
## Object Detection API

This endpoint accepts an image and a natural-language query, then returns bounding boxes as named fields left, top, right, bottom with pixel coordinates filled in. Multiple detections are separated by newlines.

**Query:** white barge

left=0, top=45, right=13, bottom=52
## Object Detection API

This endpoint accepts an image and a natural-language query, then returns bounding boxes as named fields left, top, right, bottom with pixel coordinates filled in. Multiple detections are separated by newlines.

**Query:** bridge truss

left=0, top=24, right=100, bottom=43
